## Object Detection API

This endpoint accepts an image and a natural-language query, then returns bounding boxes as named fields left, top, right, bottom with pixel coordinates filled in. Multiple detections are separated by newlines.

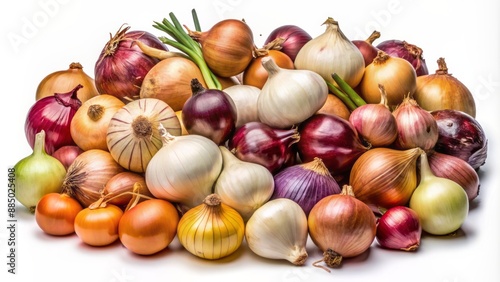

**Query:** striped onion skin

left=106, top=98, right=181, bottom=172
left=177, top=194, right=245, bottom=260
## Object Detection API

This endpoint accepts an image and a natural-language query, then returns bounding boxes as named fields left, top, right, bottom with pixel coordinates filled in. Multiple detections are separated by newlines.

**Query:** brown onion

left=188, top=19, right=254, bottom=77
left=317, top=94, right=351, bottom=120
left=62, top=149, right=124, bottom=207
left=139, top=56, right=207, bottom=112
left=94, top=25, right=168, bottom=103
left=308, top=185, right=376, bottom=270
left=413, top=57, right=476, bottom=117
left=358, top=50, right=417, bottom=109
left=243, top=49, right=294, bottom=89
left=102, top=171, right=153, bottom=208
left=350, top=147, right=422, bottom=210
left=36, top=62, right=99, bottom=103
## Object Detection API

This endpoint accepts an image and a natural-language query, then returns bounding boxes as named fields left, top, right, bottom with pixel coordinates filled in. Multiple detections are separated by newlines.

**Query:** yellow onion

left=70, top=94, right=125, bottom=151
left=177, top=194, right=245, bottom=260
left=413, top=57, right=476, bottom=117
left=349, top=147, right=422, bottom=210
left=106, top=98, right=181, bottom=173
left=358, top=50, right=417, bottom=109
left=36, top=62, right=99, bottom=103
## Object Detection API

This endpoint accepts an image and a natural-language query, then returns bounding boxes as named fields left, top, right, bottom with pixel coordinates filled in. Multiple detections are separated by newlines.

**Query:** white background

left=1, top=1, right=499, bottom=281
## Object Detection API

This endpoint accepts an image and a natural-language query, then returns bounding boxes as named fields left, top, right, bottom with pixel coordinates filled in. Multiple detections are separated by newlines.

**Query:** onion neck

left=341, top=185, right=356, bottom=197
left=418, top=151, right=435, bottom=182
left=378, top=84, right=390, bottom=108
left=54, top=84, right=83, bottom=110
left=87, top=104, right=105, bottom=121
left=435, top=57, right=449, bottom=75
left=302, top=157, right=331, bottom=176
left=69, top=62, right=84, bottom=71
left=261, top=56, right=280, bottom=76
left=403, top=41, right=423, bottom=58
left=365, top=30, right=381, bottom=44
left=103, top=24, right=131, bottom=57
left=33, top=130, right=48, bottom=156
left=190, top=78, right=206, bottom=96
left=373, top=50, right=390, bottom=65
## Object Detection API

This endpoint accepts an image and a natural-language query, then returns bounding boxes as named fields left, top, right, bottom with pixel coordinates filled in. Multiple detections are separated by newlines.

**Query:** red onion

left=297, top=114, right=370, bottom=175
left=376, top=39, right=429, bottom=76
left=352, top=30, right=380, bottom=66
left=272, top=157, right=341, bottom=215
left=94, top=25, right=168, bottom=103
left=182, top=78, right=237, bottom=145
left=376, top=206, right=421, bottom=251
left=25, top=84, right=83, bottom=155
left=52, top=145, right=84, bottom=170
left=228, top=121, right=299, bottom=173
left=264, top=25, right=312, bottom=62
left=431, top=109, right=488, bottom=170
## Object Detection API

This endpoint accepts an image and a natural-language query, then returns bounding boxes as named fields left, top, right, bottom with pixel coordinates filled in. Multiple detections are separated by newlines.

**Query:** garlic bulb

left=257, top=57, right=328, bottom=128
left=214, top=146, right=275, bottom=221
left=145, top=125, right=223, bottom=210
left=177, top=194, right=245, bottom=260
left=294, top=17, right=365, bottom=88
left=245, top=198, right=308, bottom=265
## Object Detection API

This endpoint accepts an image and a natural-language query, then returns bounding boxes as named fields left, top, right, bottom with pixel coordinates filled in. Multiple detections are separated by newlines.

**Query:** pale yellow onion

left=245, top=198, right=308, bottom=265
left=214, top=146, right=274, bottom=221
left=222, top=84, right=261, bottom=128
left=177, top=194, right=245, bottom=260
left=257, top=57, right=328, bottom=128
left=349, top=147, right=422, bottom=210
left=358, top=50, right=417, bottom=109
left=36, top=62, right=99, bottom=103
left=413, top=57, right=476, bottom=117
left=145, top=127, right=223, bottom=210
left=70, top=94, right=125, bottom=151
left=106, top=98, right=181, bottom=173
left=294, top=17, right=365, bottom=88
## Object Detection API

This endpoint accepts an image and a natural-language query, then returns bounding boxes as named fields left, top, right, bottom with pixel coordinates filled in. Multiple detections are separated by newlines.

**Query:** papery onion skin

left=376, top=206, right=421, bottom=251
left=103, top=171, right=152, bottom=208
left=264, top=25, right=312, bottom=62
left=51, top=145, right=84, bottom=170
left=271, top=157, right=341, bottom=215
left=118, top=199, right=179, bottom=255
left=297, top=113, right=370, bottom=175
left=228, top=121, right=299, bottom=174
left=414, top=58, right=476, bottom=117
left=36, top=62, right=99, bottom=103
left=74, top=204, right=123, bottom=246
left=223, top=85, right=261, bottom=128
left=431, top=109, right=487, bottom=170
left=25, top=84, right=83, bottom=155
left=95, top=25, right=168, bottom=103
left=308, top=185, right=376, bottom=265
left=376, top=39, right=429, bottom=76
left=427, top=151, right=480, bottom=201
left=35, top=193, right=83, bottom=236
left=317, top=94, right=351, bottom=121
left=243, top=50, right=294, bottom=89
left=349, top=147, right=422, bottom=210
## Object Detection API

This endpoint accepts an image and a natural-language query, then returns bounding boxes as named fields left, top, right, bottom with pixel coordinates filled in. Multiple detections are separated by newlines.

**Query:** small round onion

left=376, top=39, right=429, bottom=76
left=264, top=25, right=312, bottom=62
left=376, top=206, right=421, bottom=251
left=308, top=185, right=376, bottom=269
left=51, top=145, right=84, bottom=170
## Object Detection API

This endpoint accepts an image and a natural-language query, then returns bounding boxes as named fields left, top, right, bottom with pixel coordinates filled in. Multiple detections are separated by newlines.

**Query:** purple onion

left=352, top=30, right=381, bottom=66
left=264, top=25, right=312, bottom=62
left=376, top=39, right=429, bottom=76
left=25, top=84, right=82, bottom=155
left=376, top=206, right=421, bottom=251
left=228, top=121, right=299, bottom=173
left=272, top=157, right=341, bottom=215
left=431, top=109, right=488, bottom=170
left=182, top=78, right=237, bottom=145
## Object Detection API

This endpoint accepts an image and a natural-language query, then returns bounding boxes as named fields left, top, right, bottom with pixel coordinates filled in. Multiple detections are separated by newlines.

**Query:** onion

left=317, top=94, right=351, bottom=120
left=102, top=171, right=152, bottom=208
left=243, top=49, right=294, bottom=89
left=14, top=130, right=67, bottom=213
left=297, top=113, right=370, bottom=175
left=36, top=62, right=99, bottom=103
left=70, top=94, right=125, bottom=151
left=431, top=109, right=488, bottom=170
left=139, top=56, right=207, bottom=112
left=271, top=157, right=341, bottom=215
left=358, top=50, right=417, bottom=109
left=263, top=25, right=312, bottom=62
left=414, top=57, right=476, bottom=117
left=228, top=121, right=300, bottom=174
left=25, top=84, right=82, bottom=155
left=376, top=39, right=429, bottom=76
left=61, top=149, right=125, bottom=207
left=188, top=19, right=254, bottom=77
left=376, top=206, right=421, bottom=251
left=35, top=193, right=83, bottom=236
left=75, top=204, right=123, bottom=247
left=308, top=185, right=377, bottom=270
left=223, top=84, right=261, bottom=128
left=51, top=145, right=84, bottom=170
left=352, top=30, right=381, bottom=66
left=94, top=25, right=168, bottom=102
left=182, top=78, right=237, bottom=145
